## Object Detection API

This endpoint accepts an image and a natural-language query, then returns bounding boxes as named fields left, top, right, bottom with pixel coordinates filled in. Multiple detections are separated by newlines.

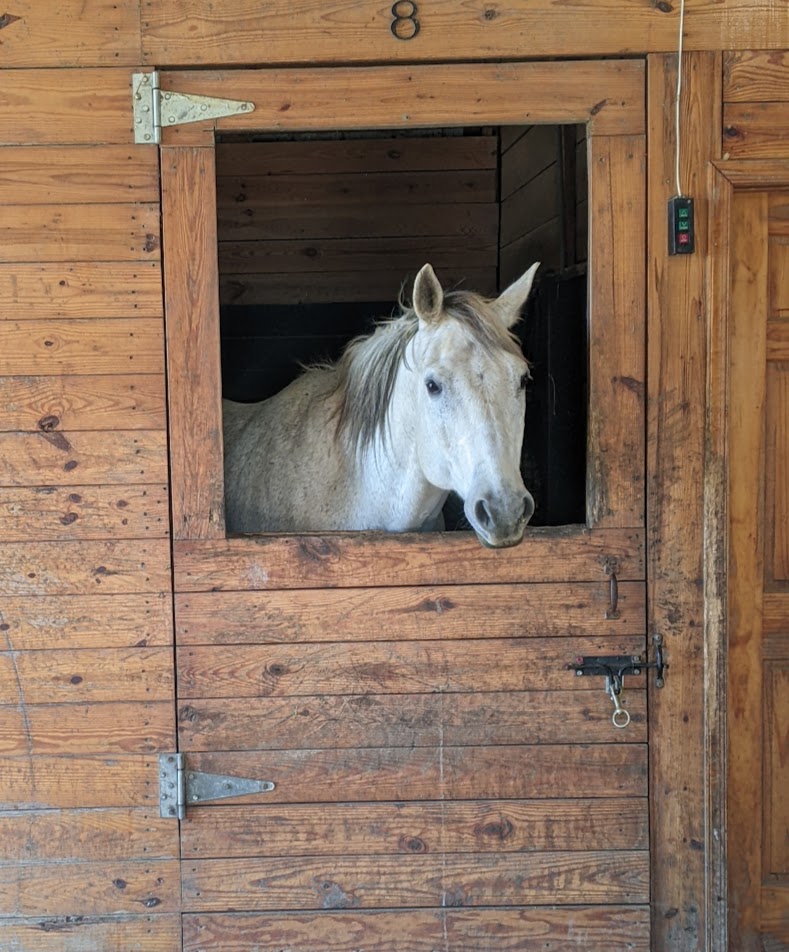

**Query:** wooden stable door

left=161, top=62, right=649, bottom=950
left=713, top=176, right=789, bottom=950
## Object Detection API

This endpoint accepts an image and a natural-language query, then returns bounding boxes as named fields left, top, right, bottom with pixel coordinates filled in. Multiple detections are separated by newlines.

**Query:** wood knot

left=399, top=835, right=427, bottom=853
left=37, top=415, right=60, bottom=431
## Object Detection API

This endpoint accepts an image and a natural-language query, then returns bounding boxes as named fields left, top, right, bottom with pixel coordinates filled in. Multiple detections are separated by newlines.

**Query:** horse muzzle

left=467, top=490, right=534, bottom=548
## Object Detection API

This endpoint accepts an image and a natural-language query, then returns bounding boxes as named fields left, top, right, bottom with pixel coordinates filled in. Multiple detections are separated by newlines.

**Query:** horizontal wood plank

left=0, top=319, right=164, bottom=376
left=768, top=321, right=789, bottom=360
left=176, top=636, right=647, bottom=699
left=0, top=594, right=173, bottom=651
left=0, top=204, right=160, bottom=262
left=0, top=860, right=180, bottom=916
left=0, top=262, right=163, bottom=320
left=0, top=915, right=181, bottom=952
left=217, top=200, right=498, bottom=242
left=220, top=268, right=497, bottom=306
left=0, top=431, right=167, bottom=488
left=0, top=754, right=157, bottom=809
left=0, top=146, right=159, bottom=205
left=723, top=50, right=789, bottom=102
left=0, top=701, right=173, bottom=754
left=183, top=851, right=649, bottom=911
left=0, top=484, right=169, bottom=542
left=218, top=170, right=496, bottom=212
left=175, top=581, right=646, bottom=645
left=0, top=69, right=135, bottom=146
left=723, top=103, right=789, bottom=159
left=177, top=689, right=647, bottom=750
left=0, top=540, right=171, bottom=595
left=182, top=797, right=649, bottom=858
left=0, top=375, right=166, bottom=432
left=160, top=62, right=645, bottom=138
left=1, top=1, right=141, bottom=68
left=219, top=234, right=497, bottom=275
left=216, top=137, right=498, bottom=176
left=9, top=647, right=174, bottom=704
left=174, top=527, right=644, bottom=590
left=183, top=906, right=650, bottom=951
left=501, top=124, right=560, bottom=200
left=186, top=745, right=647, bottom=803
left=0, top=808, right=176, bottom=865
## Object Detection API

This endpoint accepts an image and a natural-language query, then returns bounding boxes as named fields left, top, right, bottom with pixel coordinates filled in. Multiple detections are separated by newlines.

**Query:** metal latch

left=133, top=71, right=255, bottom=144
left=158, top=752, right=275, bottom=819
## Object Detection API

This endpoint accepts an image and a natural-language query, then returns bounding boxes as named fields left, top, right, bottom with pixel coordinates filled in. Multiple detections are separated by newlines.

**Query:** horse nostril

left=522, top=495, right=535, bottom=521
left=474, top=499, right=493, bottom=528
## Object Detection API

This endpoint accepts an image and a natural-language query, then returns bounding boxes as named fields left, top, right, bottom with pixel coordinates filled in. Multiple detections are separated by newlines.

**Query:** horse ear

left=413, top=264, right=444, bottom=324
left=495, top=261, right=540, bottom=329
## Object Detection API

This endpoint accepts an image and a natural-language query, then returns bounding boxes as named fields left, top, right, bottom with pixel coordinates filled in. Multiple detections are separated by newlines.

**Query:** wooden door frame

left=705, top=157, right=789, bottom=951
left=160, top=59, right=647, bottom=548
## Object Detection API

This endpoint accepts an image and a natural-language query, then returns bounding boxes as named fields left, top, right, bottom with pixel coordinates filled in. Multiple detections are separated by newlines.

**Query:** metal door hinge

left=133, top=71, right=255, bottom=144
left=158, top=752, right=274, bottom=819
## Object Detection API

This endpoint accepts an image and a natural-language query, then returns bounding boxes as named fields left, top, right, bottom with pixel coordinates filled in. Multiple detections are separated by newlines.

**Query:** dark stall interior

left=217, top=124, right=589, bottom=527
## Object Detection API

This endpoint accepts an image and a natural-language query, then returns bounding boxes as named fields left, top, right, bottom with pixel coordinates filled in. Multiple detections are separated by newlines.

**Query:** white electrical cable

left=674, top=0, right=686, bottom=197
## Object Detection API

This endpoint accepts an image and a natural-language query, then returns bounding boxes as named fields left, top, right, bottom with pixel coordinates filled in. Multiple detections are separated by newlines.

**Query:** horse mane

left=322, top=288, right=525, bottom=454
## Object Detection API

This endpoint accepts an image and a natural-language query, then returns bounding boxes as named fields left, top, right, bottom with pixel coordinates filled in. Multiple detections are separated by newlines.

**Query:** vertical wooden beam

left=647, top=51, right=721, bottom=950
left=161, top=145, right=226, bottom=540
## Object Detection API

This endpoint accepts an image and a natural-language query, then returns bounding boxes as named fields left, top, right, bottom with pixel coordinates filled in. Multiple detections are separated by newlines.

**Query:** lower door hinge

left=158, top=752, right=275, bottom=819
left=133, top=70, right=255, bottom=144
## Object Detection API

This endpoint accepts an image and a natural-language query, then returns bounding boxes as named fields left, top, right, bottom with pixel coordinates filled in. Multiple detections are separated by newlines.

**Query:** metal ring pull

left=606, top=675, right=631, bottom=730
left=612, top=707, right=631, bottom=729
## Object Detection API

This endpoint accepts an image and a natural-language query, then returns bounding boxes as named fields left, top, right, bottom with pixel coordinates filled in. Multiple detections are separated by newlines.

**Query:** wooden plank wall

left=216, top=133, right=499, bottom=307
left=0, top=69, right=179, bottom=951
left=499, top=124, right=587, bottom=286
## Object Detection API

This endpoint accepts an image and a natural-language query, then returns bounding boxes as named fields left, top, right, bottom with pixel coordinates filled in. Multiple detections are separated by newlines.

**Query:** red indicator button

left=678, top=233, right=690, bottom=245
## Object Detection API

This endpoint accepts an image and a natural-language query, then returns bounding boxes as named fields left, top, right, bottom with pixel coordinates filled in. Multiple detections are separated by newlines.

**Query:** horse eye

left=519, top=372, right=530, bottom=390
left=426, top=378, right=442, bottom=396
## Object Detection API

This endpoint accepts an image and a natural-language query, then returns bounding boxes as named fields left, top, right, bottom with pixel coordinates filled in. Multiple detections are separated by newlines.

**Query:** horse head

left=408, top=262, right=539, bottom=548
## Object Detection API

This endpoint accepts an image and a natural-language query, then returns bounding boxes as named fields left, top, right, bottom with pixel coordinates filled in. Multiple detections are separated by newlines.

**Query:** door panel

left=161, top=61, right=648, bottom=950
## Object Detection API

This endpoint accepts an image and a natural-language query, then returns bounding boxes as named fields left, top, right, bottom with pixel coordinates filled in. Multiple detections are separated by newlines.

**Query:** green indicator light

left=678, top=207, right=689, bottom=218
left=678, top=221, right=689, bottom=231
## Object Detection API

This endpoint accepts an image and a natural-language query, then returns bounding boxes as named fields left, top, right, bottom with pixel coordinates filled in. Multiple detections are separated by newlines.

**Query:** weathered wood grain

left=159, top=62, right=645, bottom=137
left=143, top=0, right=789, bottom=66
left=8, top=646, right=174, bottom=703
left=766, top=362, right=789, bottom=581
left=0, top=593, right=172, bottom=650
left=0, top=432, right=167, bottom=487
left=724, top=50, right=789, bottom=102
left=216, top=137, right=498, bottom=176
left=767, top=323, right=789, bottom=360
left=0, top=204, right=160, bottom=262
left=587, top=134, right=645, bottom=528
left=176, top=636, right=647, bottom=699
left=647, top=52, right=721, bottom=951
left=175, top=581, right=646, bottom=645
left=177, top=690, right=647, bottom=750
left=0, top=485, right=168, bottom=542
left=723, top=103, right=789, bottom=159
left=174, top=527, right=645, bottom=591
left=0, top=754, right=157, bottom=809
left=0, top=540, right=171, bottom=595
left=217, top=200, right=498, bottom=242
left=161, top=146, right=225, bottom=541
left=220, top=268, right=497, bottom=307
left=219, top=235, right=497, bottom=275
left=0, top=261, right=163, bottom=320
left=0, top=69, right=134, bottom=145
left=0, top=915, right=181, bottom=952
left=182, top=797, right=648, bottom=858
left=219, top=169, right=496, bottom=211
left=0, top=146, right=158, bottom=204
left=0, top=1, right=142, bottom=67
left=183, top=906, right=650, bottom=951
left=0, top=808, right=176, bottom=864
left=0, top=375, right=166, bottom=432
left=186, top=745, right=647, bottom=804
left=0, top=860, right=180, bottom=916
left=0, top=701, right=173, bottom=755
left=765, top=663, right=789, bottom=875
left=182, top=851, right=649, bottom=911
left=768, top=238, right=789, bottom=316
left=0, top=319, right=165, bottom=376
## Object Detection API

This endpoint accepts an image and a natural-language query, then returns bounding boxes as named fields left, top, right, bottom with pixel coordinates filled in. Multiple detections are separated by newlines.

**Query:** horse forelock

left=327, top=288, right=524, bottom=453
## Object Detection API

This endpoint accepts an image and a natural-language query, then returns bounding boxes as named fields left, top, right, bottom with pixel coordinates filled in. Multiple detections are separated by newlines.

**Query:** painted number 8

left=390, top=0, right=420, bottom=40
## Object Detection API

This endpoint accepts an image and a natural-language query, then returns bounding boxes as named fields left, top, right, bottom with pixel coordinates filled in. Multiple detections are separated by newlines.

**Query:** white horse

left=222, top=262, right=539, bottom=548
